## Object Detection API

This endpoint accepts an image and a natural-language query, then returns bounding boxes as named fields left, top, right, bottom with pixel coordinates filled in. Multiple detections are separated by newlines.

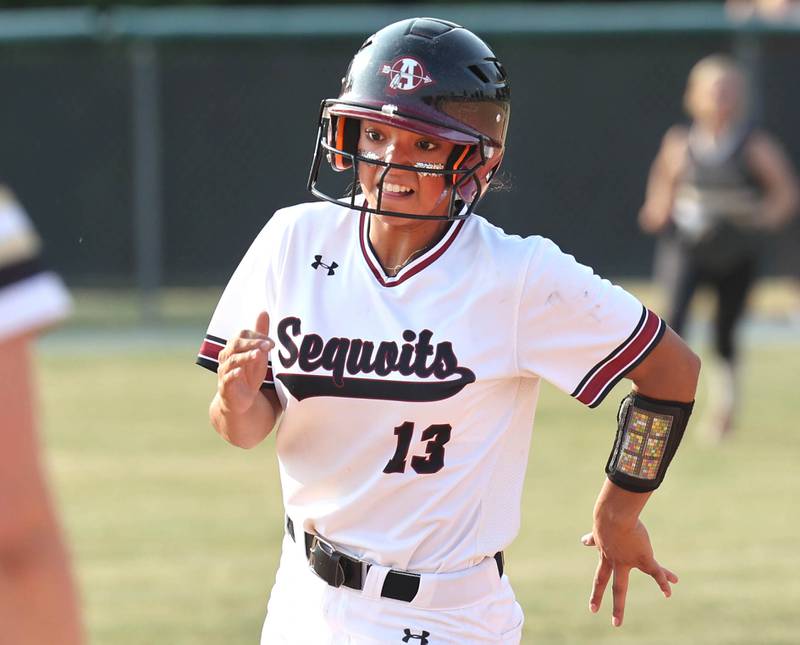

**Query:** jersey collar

left=359, top=211, right=465, bottom=288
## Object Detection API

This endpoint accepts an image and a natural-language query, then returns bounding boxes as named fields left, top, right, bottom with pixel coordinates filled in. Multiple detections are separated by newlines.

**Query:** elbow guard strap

left=606, top=392, right=694, bottom=493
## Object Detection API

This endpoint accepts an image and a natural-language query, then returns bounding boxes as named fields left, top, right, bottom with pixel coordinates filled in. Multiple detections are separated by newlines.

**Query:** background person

left=0, top=186, right=83, bottom=645
left=639, top=54, right=799, bottom=440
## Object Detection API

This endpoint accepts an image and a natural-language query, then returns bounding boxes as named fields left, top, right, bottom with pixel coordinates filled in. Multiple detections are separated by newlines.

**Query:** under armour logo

left=402, top=629, right=430, bottom=644
left=311, top=255, right=338, bottom=276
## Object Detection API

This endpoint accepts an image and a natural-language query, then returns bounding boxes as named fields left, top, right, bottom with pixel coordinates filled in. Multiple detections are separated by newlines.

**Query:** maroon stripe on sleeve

left=198, top=337, right=225, bottom=364
left=573, top=308, right=665, bottom=408
left=197, top=335, right=275, bottom=388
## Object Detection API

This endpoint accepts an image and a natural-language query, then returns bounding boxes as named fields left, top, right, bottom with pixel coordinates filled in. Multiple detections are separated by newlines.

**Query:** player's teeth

left=384, top=183, right=412, bottom=194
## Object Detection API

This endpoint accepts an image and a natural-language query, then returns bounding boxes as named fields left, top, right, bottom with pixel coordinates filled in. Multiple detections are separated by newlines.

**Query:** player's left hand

left=580, top=520, right=678, bottom=627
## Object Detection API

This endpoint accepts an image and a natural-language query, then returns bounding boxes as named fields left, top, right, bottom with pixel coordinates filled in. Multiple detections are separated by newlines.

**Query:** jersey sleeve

left=0, top=187, right=71, bottom=342
left=517, top=238, right=664, bottom=408
left=195, top=211, right=288, bottom=390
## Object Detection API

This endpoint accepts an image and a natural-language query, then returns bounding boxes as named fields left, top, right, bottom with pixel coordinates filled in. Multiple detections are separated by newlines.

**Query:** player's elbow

left=663, top=338, right=701, bottom=402
left=668, top=342, right=701, bottom=402
left=685, top=349, right=702, bottom=395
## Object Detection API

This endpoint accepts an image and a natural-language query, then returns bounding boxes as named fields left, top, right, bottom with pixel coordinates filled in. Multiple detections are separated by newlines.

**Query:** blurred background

left=2, top=1, right=799, bottom=643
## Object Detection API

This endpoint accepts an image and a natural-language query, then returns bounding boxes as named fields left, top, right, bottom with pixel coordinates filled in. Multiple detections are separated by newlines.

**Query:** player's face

left=357, top=120, right=456, bottom=218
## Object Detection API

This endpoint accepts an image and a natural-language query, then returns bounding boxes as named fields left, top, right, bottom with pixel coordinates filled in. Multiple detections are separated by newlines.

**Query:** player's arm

left=583, top=327, right=700, bottom=627
left=746, top=130, right=800, bottom=230
left=0, top=333, right=84, bottom=645
left=626, top=324, right=699, bottom=402
left=638, top=126, right=688, bottom=234
left=209, top=311, right=282, bottom=449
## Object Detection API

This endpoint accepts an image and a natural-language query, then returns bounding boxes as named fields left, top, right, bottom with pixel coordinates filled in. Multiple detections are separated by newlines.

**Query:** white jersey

left=197, top=200, right=664, bottom=573
left=0, top=187, right=71, bottom=341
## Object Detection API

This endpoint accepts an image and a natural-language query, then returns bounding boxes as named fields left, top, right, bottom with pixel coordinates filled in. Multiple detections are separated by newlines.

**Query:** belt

left=286, top=517, right=504, bottom=603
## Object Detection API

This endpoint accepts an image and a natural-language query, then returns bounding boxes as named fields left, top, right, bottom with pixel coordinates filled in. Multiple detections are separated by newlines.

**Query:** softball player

left=0, top=186, right=83, bottom=644
left=640, top=55, right=799, bottom=440
left=198, top=18, right=700, bottom=643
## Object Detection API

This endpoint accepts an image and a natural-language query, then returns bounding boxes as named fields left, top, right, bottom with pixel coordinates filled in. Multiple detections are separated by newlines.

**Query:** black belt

left=286, top=517, right=503, bottom=603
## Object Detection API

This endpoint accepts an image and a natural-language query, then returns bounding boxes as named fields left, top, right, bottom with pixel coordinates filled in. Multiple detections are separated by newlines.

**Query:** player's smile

left=377, top=179, right=419, bottom=206
left=382, top=181, right=414, bottom=197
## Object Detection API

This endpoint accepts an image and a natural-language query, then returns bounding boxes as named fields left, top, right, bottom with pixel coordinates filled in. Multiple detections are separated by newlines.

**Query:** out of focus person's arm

left=0, top=186, right=83, bottom=644
left=0, top=333, right=84, bottom=645
left=747, top=131, right=800, bottom=230
left=638, top=126, right=688, bottom=234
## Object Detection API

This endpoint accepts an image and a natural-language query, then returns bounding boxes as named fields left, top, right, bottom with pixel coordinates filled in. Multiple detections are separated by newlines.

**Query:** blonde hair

left=683, top=54, right=749, bottom=119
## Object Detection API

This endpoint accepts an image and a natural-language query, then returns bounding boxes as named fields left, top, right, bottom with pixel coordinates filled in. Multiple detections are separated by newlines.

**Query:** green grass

left=35, top=287, right=800, bottom=644
left=40, top=350, right=284, bottom=644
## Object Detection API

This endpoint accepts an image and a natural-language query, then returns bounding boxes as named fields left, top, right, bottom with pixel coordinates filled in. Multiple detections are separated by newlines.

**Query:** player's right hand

left=580, top=518, right=678, bottom=628
left=216, top=311, right=274, bottom=415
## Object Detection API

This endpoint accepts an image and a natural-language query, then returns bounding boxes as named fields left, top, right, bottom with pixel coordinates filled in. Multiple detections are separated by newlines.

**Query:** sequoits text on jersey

left=275, top=316, right=476, bottom=402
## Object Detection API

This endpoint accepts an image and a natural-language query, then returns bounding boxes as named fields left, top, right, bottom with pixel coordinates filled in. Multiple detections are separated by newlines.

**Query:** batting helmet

left=307, top=17, right=511, bottom=220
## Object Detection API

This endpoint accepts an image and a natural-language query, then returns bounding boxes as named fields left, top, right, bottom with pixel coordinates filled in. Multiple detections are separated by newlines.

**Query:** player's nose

left=382, top=138, right=415, bottom=167
left=382, top=142, right=401, bottom=165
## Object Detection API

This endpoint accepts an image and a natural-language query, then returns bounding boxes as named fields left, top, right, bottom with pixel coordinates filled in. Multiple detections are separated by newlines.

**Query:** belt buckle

left=308, top=535, right=346, bottom=588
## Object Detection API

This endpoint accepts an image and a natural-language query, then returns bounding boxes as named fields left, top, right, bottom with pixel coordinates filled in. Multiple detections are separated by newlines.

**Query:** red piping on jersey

left=359, top=212, right=465, bottom=288
left=572, top=308, right=665, bottom=408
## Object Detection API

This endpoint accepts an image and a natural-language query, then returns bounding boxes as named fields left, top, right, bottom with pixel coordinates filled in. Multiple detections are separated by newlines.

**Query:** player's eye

left=364, top=129, right=383, bottom=142
left=417, top=140, right=437, bottom=152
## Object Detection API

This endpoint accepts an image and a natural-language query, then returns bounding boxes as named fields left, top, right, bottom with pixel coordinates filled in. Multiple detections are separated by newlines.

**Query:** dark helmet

left=307, top=17, right=511, bottom=220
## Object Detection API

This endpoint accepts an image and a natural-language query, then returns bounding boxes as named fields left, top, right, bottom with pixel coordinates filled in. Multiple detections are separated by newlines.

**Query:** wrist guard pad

left=606, top=392, right=694, bottom=493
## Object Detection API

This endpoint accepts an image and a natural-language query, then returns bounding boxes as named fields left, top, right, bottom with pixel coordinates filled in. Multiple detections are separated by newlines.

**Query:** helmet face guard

left=308, top=100, right=493, bottom=221
left=306, top=18, right=510, bottom=221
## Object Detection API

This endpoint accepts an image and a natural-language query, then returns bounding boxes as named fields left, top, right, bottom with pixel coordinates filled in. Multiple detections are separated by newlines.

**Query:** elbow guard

left=606, top=392, right=694, bottom=493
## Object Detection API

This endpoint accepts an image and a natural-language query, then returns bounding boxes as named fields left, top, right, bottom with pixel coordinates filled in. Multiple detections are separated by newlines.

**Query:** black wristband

left=605, top=392, right=694, bottom=493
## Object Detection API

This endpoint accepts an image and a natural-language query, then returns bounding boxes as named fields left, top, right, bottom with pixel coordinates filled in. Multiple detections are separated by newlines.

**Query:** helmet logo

left=381, top=57, right=433, bottom=93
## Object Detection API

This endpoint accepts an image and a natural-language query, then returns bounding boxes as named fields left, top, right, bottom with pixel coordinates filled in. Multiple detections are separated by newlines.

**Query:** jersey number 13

left=383, top=422, right=452, bottom=475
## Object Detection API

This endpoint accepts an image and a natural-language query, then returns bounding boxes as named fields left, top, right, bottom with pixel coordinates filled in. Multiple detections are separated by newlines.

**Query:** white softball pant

left=260, top=534, right=523, bottom=644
